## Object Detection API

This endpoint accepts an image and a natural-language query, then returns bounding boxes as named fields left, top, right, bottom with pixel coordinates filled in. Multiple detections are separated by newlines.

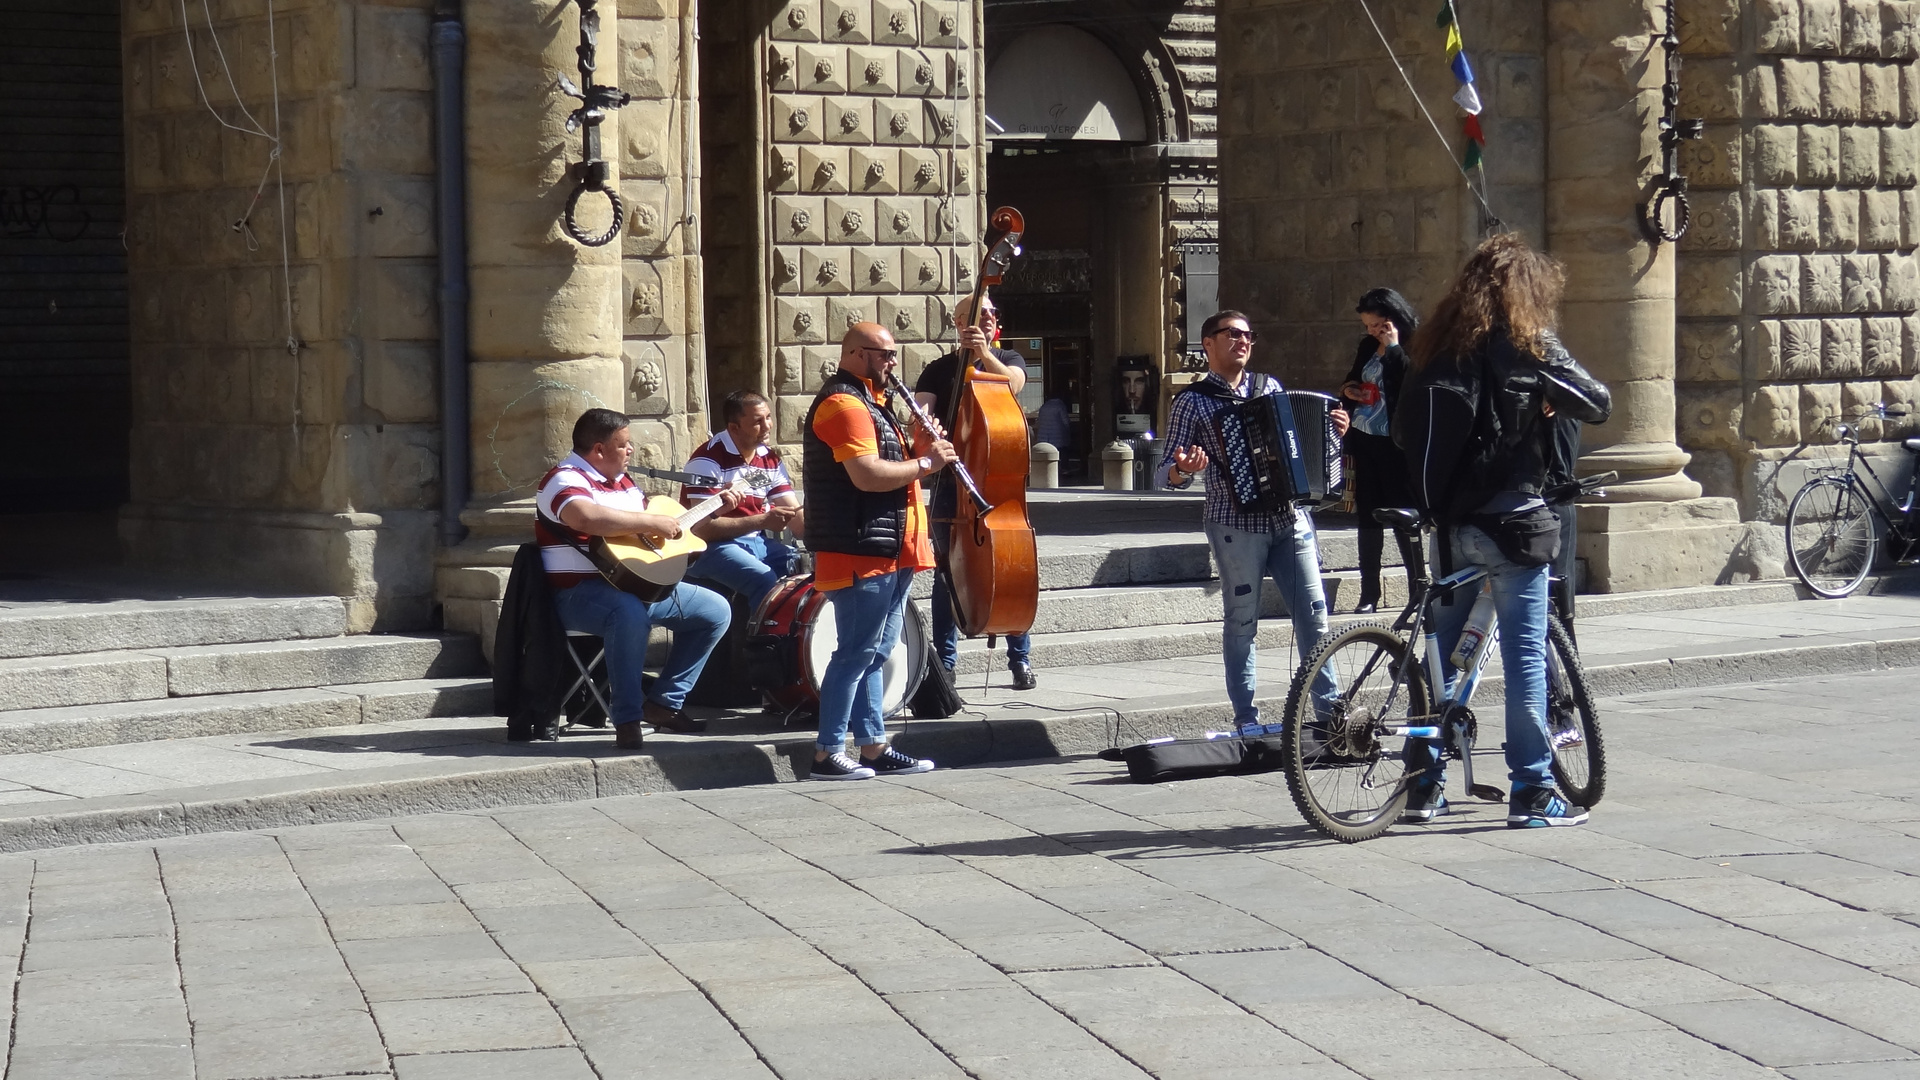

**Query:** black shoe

left=643, top=702, right=708, bottom=733
left=863, top=745, right=935, bottom=775
left=1354, top=602, right=1378, bottom=615
left=1401, top=780, right=1450, bottom=823
left=1508, top=785, right=1589, bottom=828
left=1010, top=661, right=1037, bottom=691
left=614, top=722, right=645, bottom=750
left=809, top=752, right=876, bottom=781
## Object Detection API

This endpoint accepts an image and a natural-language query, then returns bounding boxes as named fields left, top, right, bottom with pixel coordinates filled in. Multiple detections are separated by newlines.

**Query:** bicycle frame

left=1821, top=409, right=1920, bottom=541
left=1367, top=548, right=1503, bottom=800
left=1837, top=440, right=1918, bottom=541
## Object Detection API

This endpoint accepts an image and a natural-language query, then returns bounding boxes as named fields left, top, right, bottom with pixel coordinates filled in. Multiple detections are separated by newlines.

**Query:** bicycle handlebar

left=1543, top=471, right=1617, bottom=505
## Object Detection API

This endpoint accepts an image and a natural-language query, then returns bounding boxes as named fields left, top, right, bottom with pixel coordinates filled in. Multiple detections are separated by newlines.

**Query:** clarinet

left=883, top=371, right=995, bottom=514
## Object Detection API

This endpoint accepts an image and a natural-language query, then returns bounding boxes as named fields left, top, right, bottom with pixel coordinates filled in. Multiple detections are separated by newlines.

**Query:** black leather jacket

left=1393, top=329, right=1611, bottom=521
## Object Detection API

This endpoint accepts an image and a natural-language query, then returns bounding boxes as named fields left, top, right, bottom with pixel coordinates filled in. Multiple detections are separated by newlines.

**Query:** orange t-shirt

left=810, top=382, right=935, bottom=590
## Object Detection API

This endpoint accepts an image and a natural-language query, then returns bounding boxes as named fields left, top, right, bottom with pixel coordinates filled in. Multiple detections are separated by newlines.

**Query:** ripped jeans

left=1205, top=518, right=1334, bottom=726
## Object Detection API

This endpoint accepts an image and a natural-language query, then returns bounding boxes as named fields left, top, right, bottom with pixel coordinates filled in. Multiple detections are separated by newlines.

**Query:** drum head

left=803, top=594, right=929, bottom=718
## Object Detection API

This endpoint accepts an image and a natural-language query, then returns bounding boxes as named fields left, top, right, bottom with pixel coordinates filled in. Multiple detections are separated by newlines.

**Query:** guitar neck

left=678, top=494, right=730, bottom=530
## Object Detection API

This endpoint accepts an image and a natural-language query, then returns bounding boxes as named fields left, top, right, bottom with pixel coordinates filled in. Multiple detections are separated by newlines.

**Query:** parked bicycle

left=1278, top=474, right=1612, bottom=843
left=1783, top=402, right=1920, bottom=599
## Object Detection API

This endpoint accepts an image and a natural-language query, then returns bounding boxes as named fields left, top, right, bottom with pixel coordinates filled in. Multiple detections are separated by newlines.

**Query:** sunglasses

left=1210, top=327, right=1257, bottom=343
left=860, top=347, right=901, bottom=360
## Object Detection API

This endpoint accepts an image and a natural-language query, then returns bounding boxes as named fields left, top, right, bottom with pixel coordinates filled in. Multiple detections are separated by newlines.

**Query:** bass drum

left=750, top=575, right=929, bottom=717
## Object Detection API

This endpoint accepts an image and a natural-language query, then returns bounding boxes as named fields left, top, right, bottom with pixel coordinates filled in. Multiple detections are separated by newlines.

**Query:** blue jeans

left=1205, top=517, right=1334, bottom=726
left=928, top=485, right=1029, bottom=670
left=551, top=577, right=731, bottom=725
left=1407, top=524, right=1554, bottom=790
left=684, top=532, right=794, bottom=611
left=816, top=569, right=915, bottom=752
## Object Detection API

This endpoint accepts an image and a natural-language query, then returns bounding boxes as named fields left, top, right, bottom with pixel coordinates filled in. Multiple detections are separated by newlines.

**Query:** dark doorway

left=0, top=0, right=129, bottom=513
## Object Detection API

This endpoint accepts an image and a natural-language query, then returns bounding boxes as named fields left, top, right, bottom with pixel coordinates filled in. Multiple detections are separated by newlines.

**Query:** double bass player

left=914, top=292, right=1038, bottom=691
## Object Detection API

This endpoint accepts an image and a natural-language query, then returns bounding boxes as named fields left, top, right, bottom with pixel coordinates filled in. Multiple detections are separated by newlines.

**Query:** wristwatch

left=916, top=455, right=933, bottom=475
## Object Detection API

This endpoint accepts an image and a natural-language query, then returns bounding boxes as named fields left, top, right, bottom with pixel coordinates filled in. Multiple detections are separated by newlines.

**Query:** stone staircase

left=0, top=595, right=490, bottom=757
left=436, top=488, right=1418, bottom=679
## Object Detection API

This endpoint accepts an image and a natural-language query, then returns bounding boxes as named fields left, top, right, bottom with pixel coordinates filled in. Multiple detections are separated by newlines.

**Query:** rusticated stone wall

left=701, top=0, right=988, bottom=462
left=1674, top=0, right=1920, bottom=523
left=1216, top=0, right=1546, bottom=391
left=119, top=0, right=443, bottom=630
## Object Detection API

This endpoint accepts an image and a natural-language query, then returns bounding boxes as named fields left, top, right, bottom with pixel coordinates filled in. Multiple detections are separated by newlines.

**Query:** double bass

left=936, top=207, right=1039, bottom=637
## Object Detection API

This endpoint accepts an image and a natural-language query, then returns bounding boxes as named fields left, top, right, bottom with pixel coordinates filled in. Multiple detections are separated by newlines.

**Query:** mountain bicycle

left=1278, top=475, right=1612, bottom=843
left=1783, top=402, right=1920, bottom=599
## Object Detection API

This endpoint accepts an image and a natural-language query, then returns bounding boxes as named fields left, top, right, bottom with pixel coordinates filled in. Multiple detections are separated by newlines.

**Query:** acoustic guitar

left=587, top=468, right=778, bottom=602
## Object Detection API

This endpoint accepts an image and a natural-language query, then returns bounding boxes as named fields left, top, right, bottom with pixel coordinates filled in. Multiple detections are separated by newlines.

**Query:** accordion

left=1211, top=390, right=1346, bottom=512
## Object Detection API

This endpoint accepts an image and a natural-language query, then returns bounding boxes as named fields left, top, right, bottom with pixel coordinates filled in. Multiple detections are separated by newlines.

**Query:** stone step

left=157, top=634, right=486, bottom=697
left=443, top=528, right=1409, bottom=602
left=982, top=569, right=1414, bottom=637
left=0, top=596, right=349, bottom=660
left=0, top=634, right=486, bottom=711
left=0, top=678, right=492, bottom=757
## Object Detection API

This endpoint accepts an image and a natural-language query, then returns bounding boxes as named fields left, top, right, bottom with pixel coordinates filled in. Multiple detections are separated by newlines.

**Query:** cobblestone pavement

left=4, top=669, right=1919, bottom=1080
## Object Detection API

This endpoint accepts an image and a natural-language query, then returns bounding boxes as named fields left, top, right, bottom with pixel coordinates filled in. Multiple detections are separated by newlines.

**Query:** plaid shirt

left=1161, top=370, right=1306, bottom=534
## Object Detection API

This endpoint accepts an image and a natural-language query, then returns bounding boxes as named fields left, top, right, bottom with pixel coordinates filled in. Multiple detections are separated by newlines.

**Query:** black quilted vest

left=802, top=371, right=909, bottom=557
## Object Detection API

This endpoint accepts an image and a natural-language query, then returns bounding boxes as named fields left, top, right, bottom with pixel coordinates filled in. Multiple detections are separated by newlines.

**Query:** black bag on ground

left=910, top=643, right=962, bottom=718
left=1098, top=736, right=1287, bottom=783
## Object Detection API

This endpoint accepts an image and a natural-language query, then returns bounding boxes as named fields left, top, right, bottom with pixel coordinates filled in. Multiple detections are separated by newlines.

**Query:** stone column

left=438, top=0, right=629, bottom=652
left=464, top=0, right=627, bottom=503
left=1547, top=0, right=1743, bottom=590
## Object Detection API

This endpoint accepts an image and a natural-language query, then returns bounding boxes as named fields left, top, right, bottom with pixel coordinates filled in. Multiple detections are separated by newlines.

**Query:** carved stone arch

left=1102, top=23, right=1188, bottom=145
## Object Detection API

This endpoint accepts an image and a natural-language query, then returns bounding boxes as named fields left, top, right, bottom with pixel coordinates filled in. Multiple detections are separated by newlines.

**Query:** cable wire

left=1350, top=0, right=1500, bottom=226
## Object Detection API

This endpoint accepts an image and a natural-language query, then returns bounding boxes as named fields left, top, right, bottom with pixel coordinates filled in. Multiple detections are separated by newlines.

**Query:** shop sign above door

left=985, top=25, right=1147, bottom=142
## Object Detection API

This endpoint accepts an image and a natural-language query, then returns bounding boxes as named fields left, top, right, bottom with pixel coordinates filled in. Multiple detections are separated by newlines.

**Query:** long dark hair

left=1355, top=287, right=1418, bottom=341
left=1409, top=233, right=1565, bottom=373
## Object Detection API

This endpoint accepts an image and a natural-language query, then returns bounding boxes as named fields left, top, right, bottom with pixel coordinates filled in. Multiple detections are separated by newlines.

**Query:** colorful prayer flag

left=1438, top=0, right=1483, bottom=168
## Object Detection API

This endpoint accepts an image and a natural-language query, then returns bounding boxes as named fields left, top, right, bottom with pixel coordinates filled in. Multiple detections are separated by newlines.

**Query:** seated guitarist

left=535, top=408, right=738, bottom=748
left=681, top=390, right=804, bottom=612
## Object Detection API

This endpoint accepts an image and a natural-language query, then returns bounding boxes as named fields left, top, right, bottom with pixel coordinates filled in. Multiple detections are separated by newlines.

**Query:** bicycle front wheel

left=1786, top=476, right=1877, bottom=598
left=1281, top=623, right=1429, bottom=843
left=1545, top=615, right=1605, bottom=808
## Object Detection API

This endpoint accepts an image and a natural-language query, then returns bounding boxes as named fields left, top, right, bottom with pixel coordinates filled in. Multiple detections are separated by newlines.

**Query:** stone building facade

left=19, top=0, right=1879, bottom=631
left=1218, top=0, right=1920, bottom=591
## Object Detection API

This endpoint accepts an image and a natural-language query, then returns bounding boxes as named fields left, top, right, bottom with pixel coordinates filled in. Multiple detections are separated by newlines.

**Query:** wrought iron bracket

left=557, top=0, right=632, bottom=247
left=1640, top=0, right=1703, bottom=245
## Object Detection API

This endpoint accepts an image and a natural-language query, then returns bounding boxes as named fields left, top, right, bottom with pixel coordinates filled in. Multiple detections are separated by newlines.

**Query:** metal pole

left=432, top=0, right=470, bottom=548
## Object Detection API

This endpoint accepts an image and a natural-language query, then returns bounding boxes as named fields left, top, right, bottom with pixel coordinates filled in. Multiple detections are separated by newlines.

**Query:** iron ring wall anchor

left=557, top=0, right=631, bottom=247
left=1638, top=0, right=1702, bottom=244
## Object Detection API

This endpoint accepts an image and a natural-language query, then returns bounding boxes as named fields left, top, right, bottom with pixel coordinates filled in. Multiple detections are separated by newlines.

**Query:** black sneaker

left=1508, top=785, right=1588, bottom=828
left=1401, top=780, right=1450, bottom=823
left=809, top=752, right=876, bottom=781
left=863, top=746, right=934, bottom=775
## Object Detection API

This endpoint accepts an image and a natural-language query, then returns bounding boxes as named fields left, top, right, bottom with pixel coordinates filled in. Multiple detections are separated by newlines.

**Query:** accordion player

left=1210, top=390, right=1347, bottom=512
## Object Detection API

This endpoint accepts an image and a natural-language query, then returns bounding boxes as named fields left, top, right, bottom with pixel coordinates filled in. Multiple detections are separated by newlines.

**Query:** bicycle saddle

left=1372, top=507, right=1424, bottom=530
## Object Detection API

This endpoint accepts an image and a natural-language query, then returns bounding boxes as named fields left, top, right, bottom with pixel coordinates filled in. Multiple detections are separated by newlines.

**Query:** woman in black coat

left=1338, top=287, right=1422, bottom=613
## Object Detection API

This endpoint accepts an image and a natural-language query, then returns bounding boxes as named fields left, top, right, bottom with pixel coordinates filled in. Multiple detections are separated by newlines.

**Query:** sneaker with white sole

left=809, top=752, right=876, bottom=781
left=1401, top=780, right=1451, bottom=823
left=863, top=746, right=934, bottom=775
left=1507, top=784, right=1588, bottom=828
